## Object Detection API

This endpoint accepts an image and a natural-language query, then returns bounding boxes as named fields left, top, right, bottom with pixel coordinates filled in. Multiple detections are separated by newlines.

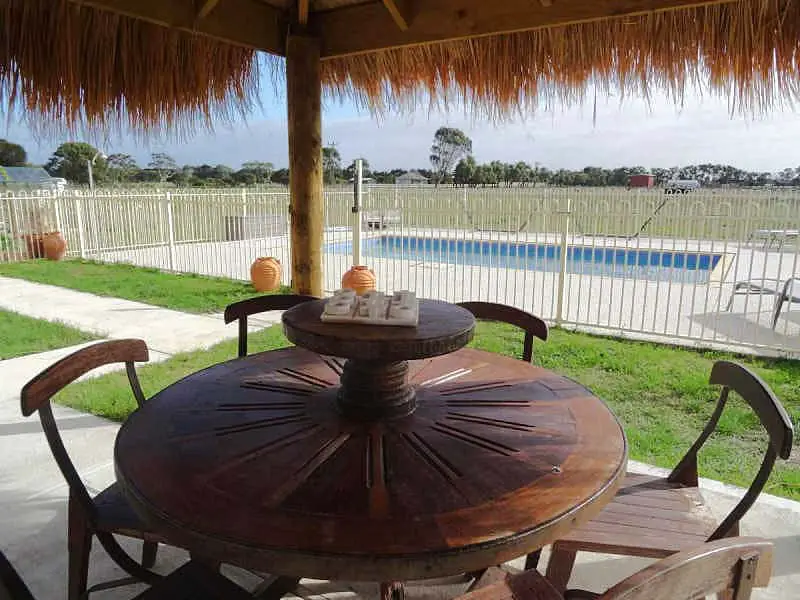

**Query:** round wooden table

left=115, top=300, right=627, bottom=583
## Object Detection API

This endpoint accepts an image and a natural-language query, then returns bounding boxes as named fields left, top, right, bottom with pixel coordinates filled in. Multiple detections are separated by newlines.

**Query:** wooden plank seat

left=537, top=361, right=793, bottom=593
left=551, top=473, right=716, bottom=558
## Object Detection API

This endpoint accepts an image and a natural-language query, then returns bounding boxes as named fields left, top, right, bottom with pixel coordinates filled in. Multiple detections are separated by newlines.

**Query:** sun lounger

left=746, top=229, right=800, bottom=250
left=726, top=277, right=800, bottom=329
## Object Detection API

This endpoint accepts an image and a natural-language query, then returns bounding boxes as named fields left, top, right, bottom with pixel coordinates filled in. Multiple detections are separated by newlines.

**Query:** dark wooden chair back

left=598, top=537, right=773, bottom=600
left=457, top=302, right=548, bottom=362
left=19, top=339, right=149, bottom=526
left=0, top=550, right=36, bottom=600
left=668, top=361, right=793, bottom=540
left=223, top=294, right=317, bottom=357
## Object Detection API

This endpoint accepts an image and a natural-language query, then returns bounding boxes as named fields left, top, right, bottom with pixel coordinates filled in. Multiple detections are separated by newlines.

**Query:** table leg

left=380, top=581, right=405, bottom=600
left=338, top=359, right=416, bottom=420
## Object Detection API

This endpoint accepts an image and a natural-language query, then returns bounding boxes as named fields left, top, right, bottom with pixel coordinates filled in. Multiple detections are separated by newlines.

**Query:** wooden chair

left=0, top=548, right=253, bottom=600
left=224, top=294, right=317, bottom=357
left=541, top=361, right=793, bottom=593
left=457, top=302, right=548, bottom=362
left=457, top=538, right=773, bottom=600
left=20, top=340, right=169, bottom=599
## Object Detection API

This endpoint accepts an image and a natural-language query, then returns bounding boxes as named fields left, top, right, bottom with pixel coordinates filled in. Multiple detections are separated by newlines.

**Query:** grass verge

left=55, top=321, right=799, bottom=500
left=0, top=309, right=98, bottom=359
left=0, top=259, right=285, bottom=313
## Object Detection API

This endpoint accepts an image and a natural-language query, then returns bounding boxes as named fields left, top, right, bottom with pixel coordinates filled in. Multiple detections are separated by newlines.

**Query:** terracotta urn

left=42, top=231, right=67, bottom=261
left=342, top=265, right=376, bottom=295
left=22, top=233, right=45, bottom=259
left=250, top=257, right=282, bottom=292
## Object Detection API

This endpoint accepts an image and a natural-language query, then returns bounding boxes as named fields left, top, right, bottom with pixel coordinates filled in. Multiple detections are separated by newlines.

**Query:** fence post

left=164, top=191, right=176, bottom=271
left=54, top=197, right=62, bottom=233
left=74, top=197, right=87, bottom=258
left=555, top=197, right=572, bottom=325
left=352, top=159, right=363, bottom=266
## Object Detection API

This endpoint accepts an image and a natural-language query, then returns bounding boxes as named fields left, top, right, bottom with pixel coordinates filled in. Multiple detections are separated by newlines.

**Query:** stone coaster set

left=321, top=289, right=419, bottom=327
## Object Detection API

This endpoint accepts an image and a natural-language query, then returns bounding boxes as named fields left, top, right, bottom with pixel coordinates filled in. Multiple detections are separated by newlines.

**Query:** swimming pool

left=328, top=236, right=724, bottom=284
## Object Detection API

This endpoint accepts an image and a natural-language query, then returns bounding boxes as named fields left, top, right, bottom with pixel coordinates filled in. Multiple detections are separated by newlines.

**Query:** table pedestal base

left=337, top=359, right=416, bottom=420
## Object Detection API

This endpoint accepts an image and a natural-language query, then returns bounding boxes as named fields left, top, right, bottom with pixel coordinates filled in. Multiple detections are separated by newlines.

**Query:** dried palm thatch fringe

left=0, top=0, right=259, bottom=133
left=321, top=0, right=800, bottom=118
left=0, top=0, right=798, bottom=130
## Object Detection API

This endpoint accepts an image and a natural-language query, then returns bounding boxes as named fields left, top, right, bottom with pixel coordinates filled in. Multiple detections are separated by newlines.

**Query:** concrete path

left=0, top=275, right=798, bottom=598
left=0, top=276, right=283, bottom=356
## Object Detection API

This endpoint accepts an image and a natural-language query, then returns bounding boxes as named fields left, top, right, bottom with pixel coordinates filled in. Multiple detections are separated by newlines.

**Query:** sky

left=7, top=75, right=800, bottom=173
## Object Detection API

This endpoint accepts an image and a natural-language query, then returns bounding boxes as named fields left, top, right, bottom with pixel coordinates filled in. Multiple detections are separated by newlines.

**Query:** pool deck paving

left=93, top=232, right=800, bottom=357
left=0, top=275, right=798, bottom=598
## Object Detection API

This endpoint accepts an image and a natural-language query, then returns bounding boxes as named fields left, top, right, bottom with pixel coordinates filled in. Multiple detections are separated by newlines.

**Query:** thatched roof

left=325, top=1, right=800, bottom=117
left=3, top=0, right=798, bottom=130
left=0, top=0, right=259, bottom=131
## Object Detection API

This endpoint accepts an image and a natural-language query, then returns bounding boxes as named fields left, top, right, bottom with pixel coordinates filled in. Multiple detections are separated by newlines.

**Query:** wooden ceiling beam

left=382, top=0, right=413, bottom=31
left=196, top=0, right=222, bottom=21
left=315, top=0, right=740, bottom=58
left=298, top=0, right=310, bottom=25
left=67, top=0, right=287, bottom=55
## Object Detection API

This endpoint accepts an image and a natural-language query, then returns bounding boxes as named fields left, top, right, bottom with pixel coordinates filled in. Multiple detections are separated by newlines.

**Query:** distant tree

left=512, top=162, right=533, bottom=186
left=132, top=169, right=159, bottom=183
left=239, top=161, right=274, bottom=184
left=430, top=127, right=472, bottom=185
left=371, top=170, right=396, bottom=184
left=193, top=164, right=216, bottom=181
left=171, top=165, right=194, bottom=187
left=45, top=142, right=107, bottom=185
left=344, top=158, right=371, bottom=181
left=148, top=152, right=178, bottom=183
left=271, top=168, right=290, bottom=185
left=322, top=146, right=342, bottom=184
left=0, top=139, right=27, bottom=166
left=534, top=166, right=552, bottom=185
left=233, top=169, right=258, bottom=186
left=471, top=164, right=489, bottom=187
left=453, top=156, right=476, bottom=186
left=213, top=164, right=235, bottom=184
left=106, top=153, right=139, bottom=183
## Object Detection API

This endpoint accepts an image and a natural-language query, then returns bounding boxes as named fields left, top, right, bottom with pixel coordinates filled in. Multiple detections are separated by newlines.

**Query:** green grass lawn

left=56, top=321, right=800, bottom=500
left=0, top=309, right=98, bottom=360
left=0, top=260, right=286, bottom=313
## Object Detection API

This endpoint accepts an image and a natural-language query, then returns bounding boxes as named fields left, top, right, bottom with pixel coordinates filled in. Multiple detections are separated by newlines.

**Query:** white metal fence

left=1, top=185, right=799, bottom=357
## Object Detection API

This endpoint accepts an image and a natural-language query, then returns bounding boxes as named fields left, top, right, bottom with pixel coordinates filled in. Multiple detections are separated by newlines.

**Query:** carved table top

left=282, top=298, right=476, bottom=361
left=115, top=346, right=627, bottom=582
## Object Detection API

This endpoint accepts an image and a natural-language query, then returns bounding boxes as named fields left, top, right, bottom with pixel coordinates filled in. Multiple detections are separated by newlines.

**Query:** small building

left=628, top=174, right=655, bottom=188
left=0, top=166, right=64, bottom=191
left=396, top=171, right=428, bottom=185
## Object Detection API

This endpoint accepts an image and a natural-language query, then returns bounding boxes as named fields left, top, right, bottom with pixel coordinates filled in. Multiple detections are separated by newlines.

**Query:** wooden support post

left=287, top=34, right=323, bottom=296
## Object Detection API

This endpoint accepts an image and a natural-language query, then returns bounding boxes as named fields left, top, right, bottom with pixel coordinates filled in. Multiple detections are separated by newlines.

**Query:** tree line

left=0, top=136, right=798, bottom=188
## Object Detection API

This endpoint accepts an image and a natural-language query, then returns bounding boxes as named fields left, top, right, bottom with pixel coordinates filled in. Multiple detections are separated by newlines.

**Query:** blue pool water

left=328, top=236, right=723, bottom=283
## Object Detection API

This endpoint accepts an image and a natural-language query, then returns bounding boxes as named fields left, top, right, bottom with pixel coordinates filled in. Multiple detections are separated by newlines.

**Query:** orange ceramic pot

left=250, top=257, right=282, bottom=292
left=342, top=265, right=376, bottom=295
left=23, top=233, right=44, bottom=258
left=42, top=231, right=67, bottom=261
